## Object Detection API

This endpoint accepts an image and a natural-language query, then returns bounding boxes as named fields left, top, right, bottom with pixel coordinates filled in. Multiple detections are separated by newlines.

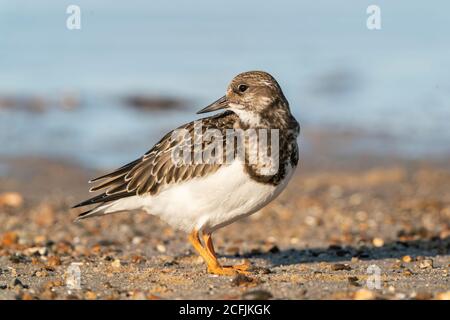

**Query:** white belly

left=104, top=160, right=295, bottom=233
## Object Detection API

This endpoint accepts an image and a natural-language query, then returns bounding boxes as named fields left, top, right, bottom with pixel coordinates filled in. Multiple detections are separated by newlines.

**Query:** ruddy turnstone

left=73, top=71, right=300, bottom=275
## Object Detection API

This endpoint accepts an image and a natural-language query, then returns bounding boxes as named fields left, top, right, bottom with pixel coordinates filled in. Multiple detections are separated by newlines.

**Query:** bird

left=73, top=71, right=300, bottom=276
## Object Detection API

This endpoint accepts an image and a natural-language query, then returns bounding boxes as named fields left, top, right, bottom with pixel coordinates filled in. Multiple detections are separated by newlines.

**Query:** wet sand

left=0, top=130, right=449, bottom=300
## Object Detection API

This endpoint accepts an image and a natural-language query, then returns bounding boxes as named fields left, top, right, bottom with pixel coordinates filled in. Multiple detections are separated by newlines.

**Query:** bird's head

left=197, top=71, right=289, bottom=121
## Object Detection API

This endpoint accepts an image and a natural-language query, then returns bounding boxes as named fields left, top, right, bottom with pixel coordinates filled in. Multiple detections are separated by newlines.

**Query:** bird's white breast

left=105, top=160, right=295, bottom=233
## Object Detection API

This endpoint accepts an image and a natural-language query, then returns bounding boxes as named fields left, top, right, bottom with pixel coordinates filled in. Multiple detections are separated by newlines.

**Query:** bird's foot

left=208, top=260, right=252, bottom=276
left=224, top=259, right=252, bottom=272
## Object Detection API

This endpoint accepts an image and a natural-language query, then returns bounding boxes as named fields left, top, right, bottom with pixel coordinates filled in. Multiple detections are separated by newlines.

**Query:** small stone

left=353, top=289, right=375, bottom=300
left=402, top=255, right=412, bottom=263
left=305, top=216, right=319, bottom=226
left=372, top=238, right=384, bottom=247
left=242, top=289, right=272, bottom=300
left=131, top=255, right=146, bottom=264
left=1, top=231, right=19, bottom=247
left=395, top=293, right=407, bottom=299
left=11, top=278, right=28, bottom=289
left=254, top=267, right=272, bottom=274
left=43, top=280, right=63, bottom=290
left=0, top=192, right=23, bottom=208
left=35, top=270, right=48, bottom=277
left=332, top=263, right=352, bottom=271
left=85, top=291, right=97, bottom=300
left=156, top=244, right=166, bottom=253
left=9, top=254, right=29, bottom=264
left=131, top=291, right=147, bottom=300
left=403, top=269, right=414, bottom=276
left=348, top=276, right=360, bottom=287
left=24, top=246, right=47, bottom=257
left=412, top=291, right=433, bottom=300
left=351, top=257, right=360, bottom=263
left=111, top=259, right=121, bottom=269
left=41, top=289, right=57, bottom=299
left=231, top=274, right=254, bottom=287
left=47, top=256, right=61, bottom=267
left=268, top=245, right=280, bottom=254
left=19, top=292, right=34, bottom=300
left=419, top=259, right=433, bottom=269
left=435, top=291, right=450, bottom=300
left=34, top=235, right=47, bottom=245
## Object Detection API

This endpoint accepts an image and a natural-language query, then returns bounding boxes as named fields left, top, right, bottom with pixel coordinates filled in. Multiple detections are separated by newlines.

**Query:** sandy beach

left=1, top=128, right=449, bottom=300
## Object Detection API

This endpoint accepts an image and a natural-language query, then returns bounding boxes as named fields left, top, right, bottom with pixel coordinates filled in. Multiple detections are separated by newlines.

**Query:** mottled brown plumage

left=74, top=71, right=299, bottom=220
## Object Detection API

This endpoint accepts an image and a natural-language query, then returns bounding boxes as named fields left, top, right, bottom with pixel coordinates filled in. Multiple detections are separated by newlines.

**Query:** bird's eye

left=238, top=84, right=248, bottom=93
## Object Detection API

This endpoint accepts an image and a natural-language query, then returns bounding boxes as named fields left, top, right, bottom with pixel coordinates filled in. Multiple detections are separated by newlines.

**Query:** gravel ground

left=0, top=137, right=449, bottom=300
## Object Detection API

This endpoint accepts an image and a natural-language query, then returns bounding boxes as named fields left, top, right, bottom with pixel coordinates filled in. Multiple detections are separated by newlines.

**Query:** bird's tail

left=74, top=202, right=116, bottom=222
left=74, top=196, right=143, bottom=222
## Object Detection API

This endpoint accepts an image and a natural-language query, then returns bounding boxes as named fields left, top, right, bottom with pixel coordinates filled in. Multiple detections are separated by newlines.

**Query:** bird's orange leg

left=189, top=230, right=250, bottom=275
left=189, top=229, right=235, bottom=275
left=202, top=232, right=251, bottom=273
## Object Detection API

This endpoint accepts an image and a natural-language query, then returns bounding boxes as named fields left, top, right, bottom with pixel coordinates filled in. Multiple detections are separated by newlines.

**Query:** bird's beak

left=196, top=95, right=228, bottom=114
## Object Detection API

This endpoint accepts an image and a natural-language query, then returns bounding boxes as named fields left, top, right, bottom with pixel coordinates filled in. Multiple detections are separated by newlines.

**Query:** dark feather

left=73, top=111, right=237, bottom=209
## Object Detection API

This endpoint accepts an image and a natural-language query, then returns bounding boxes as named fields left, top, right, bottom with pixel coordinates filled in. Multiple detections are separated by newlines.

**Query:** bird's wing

left=73, top=112, right=238, bottom=209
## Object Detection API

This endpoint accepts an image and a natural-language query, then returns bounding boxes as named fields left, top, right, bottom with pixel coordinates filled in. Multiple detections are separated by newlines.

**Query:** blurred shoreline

left=2, top=102, right=450, bottom=172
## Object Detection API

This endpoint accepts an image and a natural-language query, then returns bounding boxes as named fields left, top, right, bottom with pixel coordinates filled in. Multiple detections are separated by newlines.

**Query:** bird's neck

left=235, top=101, right=299, bottom=133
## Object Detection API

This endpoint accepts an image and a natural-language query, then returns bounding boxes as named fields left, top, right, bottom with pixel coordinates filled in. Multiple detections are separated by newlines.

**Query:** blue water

left=1, top=1, right=449, bottom=168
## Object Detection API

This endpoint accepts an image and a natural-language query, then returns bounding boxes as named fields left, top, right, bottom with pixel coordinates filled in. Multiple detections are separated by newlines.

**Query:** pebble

left=11, top=278, right=28, bottom=289
left=1, top=231, right=19, bottom=247
left=131, top=291, right=147, bottom=300
left=43, top=280, right=63, bottom=289
left=0, top=192, right=23, bottom=208
left=131, top=255, right=146, bottom=264
left=304, top=216, right=320, bottom=227
left=47, top=256, right=62, bottom=267
left=402, top=255, right=413, bottom=263
left=18, top=292, right=34, bottom=300
left=254, top=267, right=272, bottom=275
left=419, top=259, right=433, bottom=269
left=348, top=276, right=360, bottom=287
left=332, top=263, right=351, bottom=271
left=242, top=289, right=272, bottom=300
left=435, top=291, right=450, bottom=300
left=403, top=269, right=414, bottom=276
left=131, top=237, right=143, bottom=245
left=395, top=293, right=407, bottom=299
left=412, top=291, right=433, bottom=300
left=25, top=246, right=48, bottom=257
left=32, top=269, right=46, bottom=277
left=10, top=253, right=29, bottom=264
left=231, top=274, right=255, bottom=286
left=372, top=238, right=384, bottom=247
left=111, top=259, right=122, bottom=269
left=353, top=289, right=375, bottom=300
left=156, top=244, right=166, bottom=253
left=85, top=291, right=97, bottom=300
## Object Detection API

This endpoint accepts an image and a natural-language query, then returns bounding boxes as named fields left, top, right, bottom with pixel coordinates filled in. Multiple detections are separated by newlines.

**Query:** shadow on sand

left=224, top=236, right=449, bottom=267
